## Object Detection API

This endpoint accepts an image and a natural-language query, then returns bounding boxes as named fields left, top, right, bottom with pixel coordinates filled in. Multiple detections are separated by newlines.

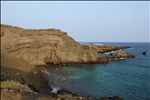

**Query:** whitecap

left=119, top=57, right=126, bottom=60
left=42, top=68, right=68, bottom=93
left=93, top=44, right=103, bottom=45
left=105, top=52, right=111, bottom=54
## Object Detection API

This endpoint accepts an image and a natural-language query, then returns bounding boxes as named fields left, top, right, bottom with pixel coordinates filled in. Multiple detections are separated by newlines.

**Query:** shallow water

left=44, top=42, right=150, bottom=100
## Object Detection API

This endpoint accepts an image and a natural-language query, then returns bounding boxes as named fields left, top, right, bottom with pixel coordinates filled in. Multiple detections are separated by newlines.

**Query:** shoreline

left=1, top=24, right=135, bottom=100
left=1, top=65, right=124, bottom=100
left=1, top=43, right=134, bottom=100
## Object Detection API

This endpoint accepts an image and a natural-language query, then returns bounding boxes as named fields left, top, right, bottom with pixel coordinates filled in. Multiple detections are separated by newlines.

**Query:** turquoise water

left=44, top=42, right=150, bottom=100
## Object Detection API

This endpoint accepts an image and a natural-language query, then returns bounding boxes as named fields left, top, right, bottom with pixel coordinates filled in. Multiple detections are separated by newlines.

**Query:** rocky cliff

left=1, top=24, right=134, bottom=65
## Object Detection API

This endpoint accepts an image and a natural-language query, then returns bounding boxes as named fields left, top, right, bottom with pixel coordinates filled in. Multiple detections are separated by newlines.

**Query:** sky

left=1, top=1, right=149, bottom=42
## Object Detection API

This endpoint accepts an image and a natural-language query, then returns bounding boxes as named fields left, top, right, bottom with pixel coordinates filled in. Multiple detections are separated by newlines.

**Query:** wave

left=93, top=44, right=103, bottom=45
left=42, top=67, right=67, bottom=93
left=119, top=57, right=126, bottom=60
left=105, top=51, right=117, bottom=54
left=129, top=47, right=134, bottom=49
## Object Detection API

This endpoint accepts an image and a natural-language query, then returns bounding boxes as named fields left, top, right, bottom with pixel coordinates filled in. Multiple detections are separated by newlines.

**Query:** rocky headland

left=1, top=24, right=134, bottom=65
left=1, top=24, right=135, bottom=100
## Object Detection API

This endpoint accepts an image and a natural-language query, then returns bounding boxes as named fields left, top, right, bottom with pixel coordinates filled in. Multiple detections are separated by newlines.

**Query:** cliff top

left=1, top=24, right=66, bottom=33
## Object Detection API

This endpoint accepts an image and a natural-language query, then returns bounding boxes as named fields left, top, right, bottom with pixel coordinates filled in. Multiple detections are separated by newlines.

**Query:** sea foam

left=42, top=68, right=67, bottom=93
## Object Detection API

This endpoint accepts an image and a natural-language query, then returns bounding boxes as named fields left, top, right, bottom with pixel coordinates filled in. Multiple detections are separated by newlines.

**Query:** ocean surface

left=43, top=42, right=150, bottom=100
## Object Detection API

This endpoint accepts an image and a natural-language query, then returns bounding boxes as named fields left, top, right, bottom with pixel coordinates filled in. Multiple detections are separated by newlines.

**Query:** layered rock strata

left=1, top=24, right=134, bottom=65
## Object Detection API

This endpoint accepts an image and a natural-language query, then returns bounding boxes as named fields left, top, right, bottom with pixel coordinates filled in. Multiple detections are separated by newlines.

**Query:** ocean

left=43, top=42, right=150, bottom=100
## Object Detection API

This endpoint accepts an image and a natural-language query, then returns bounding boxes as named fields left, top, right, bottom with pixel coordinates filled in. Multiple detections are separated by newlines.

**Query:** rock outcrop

left=142, top=52, right=149, bottom=55
left=1, top=24, right=134, bottom=65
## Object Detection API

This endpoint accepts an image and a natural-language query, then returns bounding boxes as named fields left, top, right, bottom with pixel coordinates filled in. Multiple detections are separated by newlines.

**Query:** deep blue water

left=44, top=42, right=150, bottom=100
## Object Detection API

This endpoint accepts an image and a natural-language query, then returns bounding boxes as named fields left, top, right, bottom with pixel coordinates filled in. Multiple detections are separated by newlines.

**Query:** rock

left=97, top=57, right=109, bottom=64
left=27, top=84, right=39, bottom=92
left=99, top=96, right=123, bottom=100
left=57, top=89, right=78, bottom=96
left=142, top=52, right=149, bottom=55
left=1, top=24, right=135, bottom=65
left=0, top=75, right=11, bottom=81
left=125, top=54, right=135, bottom=58
left=116, top=50, right=127, bottom=57
left=15, top=77, right=25, bottom=84
left=107, top=53, right=114, bottom=57
left=114, top=50, right=135, bottom=59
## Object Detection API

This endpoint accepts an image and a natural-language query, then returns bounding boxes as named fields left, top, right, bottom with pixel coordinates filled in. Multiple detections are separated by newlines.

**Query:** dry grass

left=1, top=80, right=21, bottom=88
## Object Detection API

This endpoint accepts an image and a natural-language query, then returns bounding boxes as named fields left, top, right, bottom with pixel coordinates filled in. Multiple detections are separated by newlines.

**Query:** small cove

left=43, top=42, right=150, bottom=100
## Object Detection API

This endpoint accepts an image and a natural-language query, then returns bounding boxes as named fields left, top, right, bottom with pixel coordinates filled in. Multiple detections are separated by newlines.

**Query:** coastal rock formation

left=99, top=96, right=123, bottom=100
left=1, top=24, right=134, bottom=65
left=142, top=52, right=149, bottom=55
left=116, top=50, right=127, bottom=57
left=1, top=24, right=96, bottom=65
left=1, top=24, right=134, bottom=100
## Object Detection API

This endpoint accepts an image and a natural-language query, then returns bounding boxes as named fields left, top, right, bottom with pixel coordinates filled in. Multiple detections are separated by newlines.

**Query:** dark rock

left=0, top=75, right=11, bottom=81
left=39, top=86, right=52, bottom=94
left=142, top=52, right=149, bottom=55
left=28, top=84, right=39, bottom=92
left=15, top=77, right=25, bottom=84
left=99, top=96, right=123, bottom=100
left=108, top=53, right=114, bottom=57
left=57, top=89, right=78, bottom=96
left=99, top=96, right=109, bottom=100
left=125, top=54, right=135, bottom=58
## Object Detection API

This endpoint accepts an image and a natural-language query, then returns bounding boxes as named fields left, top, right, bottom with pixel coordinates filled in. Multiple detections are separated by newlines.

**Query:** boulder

left=116, top=50, right=127, bottom=57
left=27, top=84, right=39, bottom=92
left=15, top=77, right=25, bottom=84
left=99, top=96, right=123, bottom=100
left=142, top=52, right=149, bottom=55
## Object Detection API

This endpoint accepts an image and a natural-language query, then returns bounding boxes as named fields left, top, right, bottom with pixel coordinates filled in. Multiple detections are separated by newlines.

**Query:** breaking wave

left=93, top=44, right=103, bottom=45
left=105, top=51, right=117, bottom=54
left=42, top=68, right=68, bottom=93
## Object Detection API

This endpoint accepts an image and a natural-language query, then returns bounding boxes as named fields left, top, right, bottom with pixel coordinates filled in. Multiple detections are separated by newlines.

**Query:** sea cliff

left=1, top=24, right=135, bottom=100
left=1, top=24, right=134, bottom=65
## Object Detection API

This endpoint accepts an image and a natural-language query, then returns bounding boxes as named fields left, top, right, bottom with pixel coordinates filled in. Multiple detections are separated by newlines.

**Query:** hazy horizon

left=1, top=1, right=149, bottom=42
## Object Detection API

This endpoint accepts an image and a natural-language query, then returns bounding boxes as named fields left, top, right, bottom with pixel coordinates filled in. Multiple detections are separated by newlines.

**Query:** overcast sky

left=1, top=1, right=149, bottom=42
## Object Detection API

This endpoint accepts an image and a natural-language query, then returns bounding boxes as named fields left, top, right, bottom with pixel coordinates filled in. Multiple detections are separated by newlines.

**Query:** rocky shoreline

left=1, top=24, right=135, bottom=100
left=1, top=24, right=134, bottom=65
left=1, top=71, right=123, bottom=100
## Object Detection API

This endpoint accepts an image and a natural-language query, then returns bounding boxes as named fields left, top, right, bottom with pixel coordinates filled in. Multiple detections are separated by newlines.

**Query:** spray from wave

left=42, top=67, right=68, bottom=93
left=104, top=51, right=117, bottom=55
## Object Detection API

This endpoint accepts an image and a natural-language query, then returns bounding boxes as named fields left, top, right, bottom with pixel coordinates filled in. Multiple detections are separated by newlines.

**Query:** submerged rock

left=142, top=52, right=149, bottom=55
left=99, top=96, right=123, bottom=100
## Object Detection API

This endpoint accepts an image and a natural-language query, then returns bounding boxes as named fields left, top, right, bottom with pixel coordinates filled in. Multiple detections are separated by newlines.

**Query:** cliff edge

left=1, top=24, right=134, bottom=65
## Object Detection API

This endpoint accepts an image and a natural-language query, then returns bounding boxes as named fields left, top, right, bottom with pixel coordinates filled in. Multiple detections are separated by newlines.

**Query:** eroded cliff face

left=1, top=24, right=134, bottom=65
left=1, top=24, right=99, bottom=65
